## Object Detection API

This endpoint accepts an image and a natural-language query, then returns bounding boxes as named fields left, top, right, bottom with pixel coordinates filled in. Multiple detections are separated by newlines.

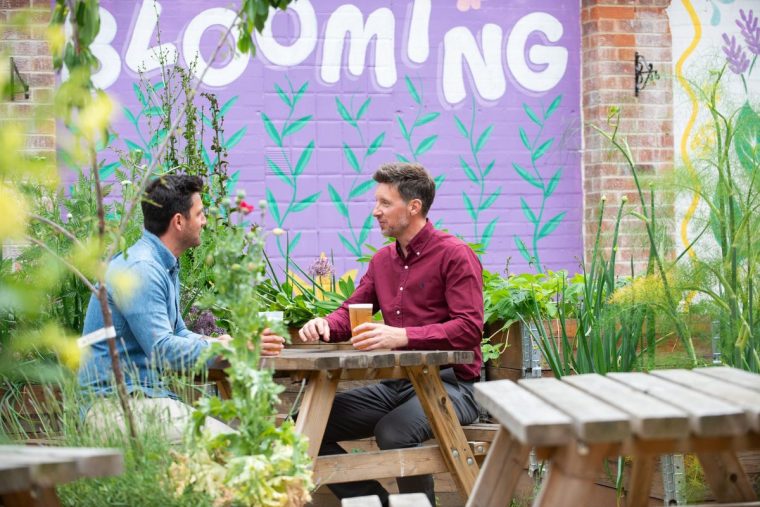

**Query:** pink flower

left=239, top=201, right=254, bottom=214
left=457, top=0, right=481, bottom=12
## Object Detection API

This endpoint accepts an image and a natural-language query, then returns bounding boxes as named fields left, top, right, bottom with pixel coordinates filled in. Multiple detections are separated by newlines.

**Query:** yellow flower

left=111, top=267, right=141, bottom=306
left=46, top=24, right=65, bottom=59
left=0, top=183, right=29, bottom=240
left=68, top=237, right=105, bottom=280
left=78, top=91, right=115, bottom=143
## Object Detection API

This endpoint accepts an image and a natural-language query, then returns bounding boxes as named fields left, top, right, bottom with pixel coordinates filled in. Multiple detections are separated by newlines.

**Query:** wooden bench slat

left=607, top=372, right=747, bottom=437
left=518, top=377, right=631, bottom=443
left=475, top=380, right=573, bottom=446
left=562, top=373, right=690, bottom=439
left=652, top=369, right=760, bottom=432
left=694, top=366, right=760, bottom=393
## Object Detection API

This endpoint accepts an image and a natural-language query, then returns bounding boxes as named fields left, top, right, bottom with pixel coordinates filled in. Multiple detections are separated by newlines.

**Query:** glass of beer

left=349, top=304, right=374, bottom=337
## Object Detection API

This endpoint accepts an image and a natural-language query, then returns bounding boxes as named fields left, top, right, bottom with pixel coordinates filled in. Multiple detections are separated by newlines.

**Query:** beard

left=380, top=214, right=410, bottom=238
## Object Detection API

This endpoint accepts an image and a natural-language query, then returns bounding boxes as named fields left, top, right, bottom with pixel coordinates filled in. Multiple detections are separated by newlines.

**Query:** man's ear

left=409, top=198, right=423, bottom=216
left=170, top=212, right=183, bottom=231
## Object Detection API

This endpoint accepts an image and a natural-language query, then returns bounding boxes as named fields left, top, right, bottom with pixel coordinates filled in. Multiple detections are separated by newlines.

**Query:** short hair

left=372, top=163, right=436, bottom=216
left=141, top=174, right=203, bottom=236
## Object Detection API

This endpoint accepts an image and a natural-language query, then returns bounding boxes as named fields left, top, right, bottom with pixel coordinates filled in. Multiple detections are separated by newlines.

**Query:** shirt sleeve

left=112, top=262, right=209, bottom=371
left=405, top=244, right=484, bottom=351
left=324, top=258, right=380, bottom=342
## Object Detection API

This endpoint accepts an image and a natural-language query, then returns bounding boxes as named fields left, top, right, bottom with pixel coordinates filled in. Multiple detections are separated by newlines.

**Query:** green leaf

left=226, top=170, right=240, bottom=195
left=220, top=96, right=239, bottom=116
left=397, top=116, right=409, bottom=139
left=292, top=82, right=308, bottom=107
left=454, top=115, right=468, bottom=138
left=483, top=160, right=495, bottom=178
left=148, top=128, right=167, bottom=148
left=475, top=125, right=493, bottom=153
left=343, top=143, right=360, bottom=173
left=367, top=132, right=385, bottom=156
left=152, top=81, right=165, bottom=92
left=544, top=95, right=562, bottom=120
left=133, top=83, right=147, bottom=107
left=463, top=193, right=476, bottom=221
left=356, top=97, right=371, bottom=121
left=523, top=103, right=542, bottom=126
left=396, top=153, right=410, bottom=162
left=520, top=197, right=537, bottom=224
left=201, top=144, right=211, bottom=169
left=538, top=211, right=566, bottom=239
left=519, top=127, right=531, bottom=151
left=274, top=84, right=291, bottom=108
left=224, top=126, right=247, bottom=150
left=734, top=102, right=760, bottom=174
left=415, top=112, right=440, bottom=127
left=289, top=232, right=302, bottom=251
left=338, top=232, right=361, bottom=257
left=480, top=187, right=501, bottom=211
left=99, top=161, right=119, bottom=180
left=336, top=97, right=353, bottom=124
left=349, top=179, right=375, bottom=200
left=405, top=75, right=421, bottom=105
left=459, top=157, right=478, bottom=183
left=328, top=184, right=348, bottom=217
left=415, top=135, right=437, bottom=157
left=122, top=106, right=137, bottom=126
left=532, top=138, right=554, bottom=163
left=261, top=113, right=282, bottom=147
left=291, top=191, right=320, bottom=212
left=359, top=213, right=374, bottom=245
left=482, top=218, right=498, bottom=250
left=514, top=236, right=531, bottom=262
left=512, top=162, right=541, bottom=189
left=266, top=188, right=281, bottom=224
left=267, top=157, right=292, bottom=187
left=545, top=168, right=563, bottom=197
left=282, top=115, right=312, bottom=137
left=201, top=113, right=213, bottom=129
left=434, top=174, right=446, bottom=189
left=294, top=141, right=314, bottom=176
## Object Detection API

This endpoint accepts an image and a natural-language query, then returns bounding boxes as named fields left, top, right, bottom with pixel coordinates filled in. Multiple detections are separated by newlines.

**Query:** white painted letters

left=507, top=12, right=568, bottom=93
left=182, top=8, right=249, bottom=87
left=406, top=0, right=431, bottom=65
left=442, top=24, right=505, bottom=104
left=125, top=0, right=178, bottom=74
left=255, top=1, right=317, bottom=67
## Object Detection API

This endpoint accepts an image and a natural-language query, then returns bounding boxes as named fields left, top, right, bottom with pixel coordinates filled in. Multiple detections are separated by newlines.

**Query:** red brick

left=0, top=0, right=30, bottom=8
left=589, top=6, right=635, bottom=20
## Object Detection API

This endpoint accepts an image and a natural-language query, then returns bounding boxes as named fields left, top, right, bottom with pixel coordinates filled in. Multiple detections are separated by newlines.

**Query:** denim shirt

left=78, top=231, right=209, bottom=398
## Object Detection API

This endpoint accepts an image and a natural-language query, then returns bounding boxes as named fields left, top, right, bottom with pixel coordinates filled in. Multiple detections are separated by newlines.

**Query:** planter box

left=0, top=383, right=63, bottom=439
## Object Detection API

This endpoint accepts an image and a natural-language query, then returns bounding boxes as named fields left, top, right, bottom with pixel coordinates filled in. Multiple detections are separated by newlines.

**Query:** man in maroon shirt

left=299, top=163, right=483, bottom=506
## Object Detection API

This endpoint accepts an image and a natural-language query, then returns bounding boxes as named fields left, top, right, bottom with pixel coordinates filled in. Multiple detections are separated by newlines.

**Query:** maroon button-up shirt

left=325, top=221, right=484, bottom=381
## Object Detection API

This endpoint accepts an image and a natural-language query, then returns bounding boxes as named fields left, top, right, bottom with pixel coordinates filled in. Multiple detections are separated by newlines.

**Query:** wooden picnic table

left=0, top=445, right=123, bottom=507
left=467, top=366, right=760, bottom=507
left=208, top=347, right=482, bottom=498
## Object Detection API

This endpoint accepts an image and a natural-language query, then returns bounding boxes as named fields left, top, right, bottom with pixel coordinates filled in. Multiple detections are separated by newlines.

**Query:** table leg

left=294, top=369, right=340, bottom=464
left=697, top=451, right=757, bottom=502
left=626, top=455, right=656, bottom=507
left=405, top=365, right=480, bottom=497
left=2, top=487, right=61, bottom=507
left=466, top=427, right=529, bottom=507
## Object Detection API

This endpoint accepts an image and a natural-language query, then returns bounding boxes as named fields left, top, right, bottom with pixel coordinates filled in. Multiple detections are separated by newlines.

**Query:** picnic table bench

left=468, top=366, right=760, bottom=507
left=0, top=445, right=123, bottom=506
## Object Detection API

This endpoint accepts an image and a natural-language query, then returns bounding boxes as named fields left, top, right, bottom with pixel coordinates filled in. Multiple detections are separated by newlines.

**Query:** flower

left=188, top=307, right=225, bottom=336
left=308, top=253, right=334, bottom=278
left=456, top=0, right=481, bottom=12
left=239, top=200, right=254, bottom=214
left=722, top=33, right=750, bottom=74
left=737, top=9, right=760, bottom=56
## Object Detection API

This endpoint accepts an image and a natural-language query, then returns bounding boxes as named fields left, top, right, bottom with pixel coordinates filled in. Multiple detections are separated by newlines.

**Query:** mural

left=88, top=0, right=582, bottom=274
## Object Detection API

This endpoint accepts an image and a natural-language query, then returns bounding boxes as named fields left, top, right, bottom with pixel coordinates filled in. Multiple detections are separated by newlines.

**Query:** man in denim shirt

left=79, top=175, right=285, bottom=441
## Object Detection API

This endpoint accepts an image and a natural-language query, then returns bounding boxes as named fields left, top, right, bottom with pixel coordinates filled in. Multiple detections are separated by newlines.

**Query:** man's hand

left=299, top=317, right=330, bottom=342
left=260, top=329, right=285, bottom=356
left=350, top=323, right=408, bottom=351
left=207, top=334, right=232, bottom=346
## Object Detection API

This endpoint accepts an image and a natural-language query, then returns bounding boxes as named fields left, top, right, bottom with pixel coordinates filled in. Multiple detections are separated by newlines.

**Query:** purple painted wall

left=91, top=0, right=582, bottom=275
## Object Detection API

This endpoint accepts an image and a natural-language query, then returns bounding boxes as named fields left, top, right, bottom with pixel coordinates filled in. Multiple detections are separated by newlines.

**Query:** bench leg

left=698, top=451, right=757, bottom=502
left=295, top=369, right=340, bottom=465
left=626, top=455, right=656, bottom=507
left=2, top=487, right=61, bottom=507
left=466, top=427, right=529, bottom=507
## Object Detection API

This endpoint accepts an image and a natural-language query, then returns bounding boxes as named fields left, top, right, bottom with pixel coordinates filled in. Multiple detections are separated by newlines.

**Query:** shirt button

left=404, top=265, right=408, bottom=270
left=416, top=252, right=420, bottom=256
left=396, top=310, right=401, bottom=315
left=399, top=287, right=404, bottom=291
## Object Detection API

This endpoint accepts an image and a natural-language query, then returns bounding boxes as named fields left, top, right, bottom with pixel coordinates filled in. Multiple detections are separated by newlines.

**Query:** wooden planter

left=0, top=383, right=63, bottom=440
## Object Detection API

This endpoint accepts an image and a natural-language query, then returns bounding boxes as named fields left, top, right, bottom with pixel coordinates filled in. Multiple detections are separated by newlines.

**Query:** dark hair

left=141, top=174, right=204, bottom=235
left=373, top=163, right=436, bottom=216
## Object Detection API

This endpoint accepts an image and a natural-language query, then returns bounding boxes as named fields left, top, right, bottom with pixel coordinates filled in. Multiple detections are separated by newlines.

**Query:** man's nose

left=372, top=205, right=381, bottom=217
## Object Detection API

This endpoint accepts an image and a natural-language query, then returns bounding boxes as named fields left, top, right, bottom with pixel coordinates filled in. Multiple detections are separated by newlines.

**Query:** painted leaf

left=261, top=113, right=282, bottom=146
left=734, top=102, right=760, bottom=174
left=538, top=211, right=567, bottom=239
left=415, top=112, right=440, bottom=127
left=460, top=157, right=478, bottom=183
left=463, top=192, right=477, bottom=221
left=274, top=84, right=291, bottom=108
left=224, top=126, right=247, bottom=150
left=520, top=197, right=537, bottom=224
left=343, top=143, right=361, bottom=173
left=512, top=162, right=541, bottom=189
left=480, top=187, right=501, bottom=211
left=454, top=115, right=468, bottom=138
left=220, top=96, right=239, bottom=116
left=482, top=218, right=498, bottom=250
left=283, top=115, right=312, bottom=138
left=133, top=83, right=147, bottom=107
left=267, top=157, right=292, bottom=187
left=405, top=75, right=421, bottom=105
left=226, top=170, right=240, bottom=195
left=434, top=174, right=446, bottom=188
left=519, top=127, right=531, bottom=151
left=291, top=191, right=320, bottom=212
left=396, top=153, right=410, bottom=162
left=483, top=160, right=495, bottom=178
left=201, top=113, right=213, bottom=129
left=336, top=97, right=353, bottom=124
left=359, top=213, right=374, bottom=245
left=475, top=125, right=493, bottom=153
left=514, top=236, right=531, bottom=262
left=152, top=81, right=165, bottom=92
left=546, top=168, right=563, bottom=197
left=367, top=132, right=385, bottom=156
left=294, top=141, right=314, bottom=177
left=532, top=138, right=554, bottom=163
left=328, top=184, right=349, bottom=217
left=292, top=81, right=309, bottom=106
left=544, top=95, right=563, bottom=120
left=415, top=135, right=438, bottom=157
left=397, top=116, right=409, bottom=139
left=122, top=106, right=137, bottom=126
left=289, top=231, right=302, bottom=252
left=350, top=179, right=375, bottom=200
left=523, top=103, right=542, bottom=126
left=201, top=144, right=211, bottom=169
left=356, top=97, right=371, bottom=121
left=338, top=232, right=361, bottom=257
left=149, top=129, right=167, bottom=148
left=266, top=188, right=281, bottom=224
left=99, top=162, right=119, bottom=180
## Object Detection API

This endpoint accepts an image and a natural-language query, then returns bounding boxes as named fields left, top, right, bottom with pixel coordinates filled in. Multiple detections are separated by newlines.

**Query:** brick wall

left=0, top=0, right=54, bottom=159
left=581, top=0, right=674, bottom=273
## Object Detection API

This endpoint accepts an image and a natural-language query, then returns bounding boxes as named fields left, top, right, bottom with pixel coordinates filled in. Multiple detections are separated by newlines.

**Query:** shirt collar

left=395, top=219, right=434, bottom=259
left=143, top=230, right=179, bottom=273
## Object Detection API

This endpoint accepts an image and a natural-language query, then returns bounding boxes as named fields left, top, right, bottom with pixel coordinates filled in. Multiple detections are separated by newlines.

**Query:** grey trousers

left=318, top=368, right=479, bottom=506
